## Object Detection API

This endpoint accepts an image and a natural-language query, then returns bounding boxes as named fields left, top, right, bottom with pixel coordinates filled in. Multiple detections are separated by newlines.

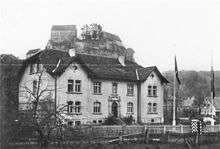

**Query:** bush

left=122, top=115, right=134, bottom=125
left=102, top=116, right=118, bottom=125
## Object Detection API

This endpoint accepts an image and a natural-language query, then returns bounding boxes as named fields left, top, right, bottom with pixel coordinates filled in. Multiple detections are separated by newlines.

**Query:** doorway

left=112, top=101, right=118, bottom=117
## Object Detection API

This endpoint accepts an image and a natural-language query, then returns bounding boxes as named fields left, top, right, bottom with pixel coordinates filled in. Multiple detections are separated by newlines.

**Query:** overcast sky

left=0, top=0, right=220, bottom=71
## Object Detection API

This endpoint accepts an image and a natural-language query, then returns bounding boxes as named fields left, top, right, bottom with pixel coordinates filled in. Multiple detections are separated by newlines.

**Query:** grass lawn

left=4, top=142, right=220, bottom=149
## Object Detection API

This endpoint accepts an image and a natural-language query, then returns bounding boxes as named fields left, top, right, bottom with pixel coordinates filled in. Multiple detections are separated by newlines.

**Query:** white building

left=18, top=49, right=168, bottom=126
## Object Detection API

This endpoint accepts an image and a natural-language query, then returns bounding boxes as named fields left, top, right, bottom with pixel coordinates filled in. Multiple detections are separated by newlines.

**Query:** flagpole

left=172, top=55, right=176, bottom=126
left=211, top=50, right=214, bottom=125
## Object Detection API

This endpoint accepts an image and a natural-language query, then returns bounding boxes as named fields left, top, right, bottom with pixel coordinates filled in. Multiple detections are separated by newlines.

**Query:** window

left=127, top=83, right=134, bottom=96
left=127, top=102, right=134, bottom=113
left=75, top=80, right=81, bottom=93
left=148, top=86, right=152, bottom=96
left=93, top=81, right=101, bottom=94
left=98, top=120, right=102, bottom=124
left=67, top=101, right=74, bottom=113
left=93, top=120, right=97, bottom=124
left=75, top=121, right=81, bottom=126
left=148, top=85, right=157, bottom=97
left=153, top=103, right=157, bottom=113
left=75, top=101, right=81, bottom=114
left=153, top=86, right=157, bottom=96
left=151, top=119, right=154, bottom=123
left=93, top=102, right=101, bottom=113
left=36, top=63, right=42, bottom=73
left=30, top=64, right=34, bottom=74
left=67, top=80, right=74, bottom=92
left=68, top=121, right=73, bottom=126
left=112, top=82, right=118, bottom=94
left=147, top=102, right=152, bottom=113
left=67, top=80, right=82, bottom=93
left=33, top=80, right=37, bottom=95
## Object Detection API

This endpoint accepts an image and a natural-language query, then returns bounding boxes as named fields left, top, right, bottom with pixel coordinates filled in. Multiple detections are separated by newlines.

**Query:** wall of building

left=56, top=62, right=138, bottom=125
left=139, top=71, right=164, bottom=123
left=51, top=30, right=77, bottom=43
left=19, top=62, right=138, bottom=125
left=18, top=64, right=55, bottom=110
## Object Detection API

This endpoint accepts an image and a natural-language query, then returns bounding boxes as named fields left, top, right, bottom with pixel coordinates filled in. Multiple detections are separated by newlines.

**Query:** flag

left=175, top=56, right=181, bottom=84
left=211, top=66, right=215, bottom=99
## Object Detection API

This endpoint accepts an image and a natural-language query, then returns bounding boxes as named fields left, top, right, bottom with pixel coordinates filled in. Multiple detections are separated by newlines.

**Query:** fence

left=146, top=124, right=220, bottom=134
left=74, top=124, right=220, bottom=139
left=79, top=125, right=145, bottom=138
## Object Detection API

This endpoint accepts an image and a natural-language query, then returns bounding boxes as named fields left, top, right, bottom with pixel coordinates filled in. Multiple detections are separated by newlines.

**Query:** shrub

left=122, top=115, right=134, bottom=125
left=102, top=116, right=118, bottom=125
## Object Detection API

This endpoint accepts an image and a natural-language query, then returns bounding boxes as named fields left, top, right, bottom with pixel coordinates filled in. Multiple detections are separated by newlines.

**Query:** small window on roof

left=151, top=74, right=154, bottom=78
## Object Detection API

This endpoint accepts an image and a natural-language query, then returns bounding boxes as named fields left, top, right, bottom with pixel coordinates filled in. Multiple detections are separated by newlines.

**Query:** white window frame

left=93, top=81, right=102, bottom=94
left=127, top=102, right=134, bottom=113
left=74, top=80, right=81, bottom=93
left=153, top=103, right=157, bottom=113
left=67, top=101, right=74, bottom=113
left=127, top=83, right=134, bottom=96
left=67, top=79, right=74, bottom=92
left=75, top=101, right=81, bottom=114
left=93, top=101, right=101, bottom=113
left=153, top=86, right=157, bottom=97
left=147, top=102, right=152, bottom=113
left=148, top=85, right=152, bottom=96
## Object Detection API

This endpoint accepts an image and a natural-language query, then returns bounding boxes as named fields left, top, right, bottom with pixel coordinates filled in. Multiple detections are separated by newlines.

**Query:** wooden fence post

left=163, top=125, right=166, bottom=134
left=180, top=125, right=183, bottom=133
left=144, top=129, right=149, bottom=144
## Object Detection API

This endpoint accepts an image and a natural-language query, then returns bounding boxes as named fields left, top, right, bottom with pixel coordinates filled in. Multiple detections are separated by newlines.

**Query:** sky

left=0, top=0, right=220, bottom=71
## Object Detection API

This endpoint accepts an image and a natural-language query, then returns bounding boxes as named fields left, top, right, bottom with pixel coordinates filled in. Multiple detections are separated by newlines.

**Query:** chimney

left=118, top=55, right=125, bottom=66
left=68, top=48, right=76, bottom=57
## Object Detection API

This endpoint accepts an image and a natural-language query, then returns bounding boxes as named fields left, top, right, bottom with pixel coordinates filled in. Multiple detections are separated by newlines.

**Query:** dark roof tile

left=21, top=49, right=168, bottom=83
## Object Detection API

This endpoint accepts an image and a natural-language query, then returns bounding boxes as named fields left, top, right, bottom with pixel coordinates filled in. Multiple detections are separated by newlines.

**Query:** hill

left=163, top=70, right=220, bottom=105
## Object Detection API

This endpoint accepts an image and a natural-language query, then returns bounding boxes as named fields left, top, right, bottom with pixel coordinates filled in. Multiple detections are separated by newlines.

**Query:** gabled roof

left=137, top=66, right=169, bottom=83
left=26, top=48, right=40, bottom=55
left=20, top=49, right=169, bottom=83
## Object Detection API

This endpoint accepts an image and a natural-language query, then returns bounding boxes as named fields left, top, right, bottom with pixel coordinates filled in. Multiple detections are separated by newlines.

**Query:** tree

left=18, top=69, right=66, bottom=149
left=0, top=54, right=21, bottom=148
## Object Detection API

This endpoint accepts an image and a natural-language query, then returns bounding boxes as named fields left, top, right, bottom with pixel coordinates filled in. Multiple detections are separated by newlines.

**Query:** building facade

left=18, top=25, right=168, bottom=126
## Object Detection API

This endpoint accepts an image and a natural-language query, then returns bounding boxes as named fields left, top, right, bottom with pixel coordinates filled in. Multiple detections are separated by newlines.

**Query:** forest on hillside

left=163, top=70, right=220, bottom=106
left=162, top=70, right=220, bottom=123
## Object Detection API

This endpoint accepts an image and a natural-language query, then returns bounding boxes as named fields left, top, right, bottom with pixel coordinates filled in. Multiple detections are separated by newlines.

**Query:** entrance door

left=112, top=102, right=118, bottom=117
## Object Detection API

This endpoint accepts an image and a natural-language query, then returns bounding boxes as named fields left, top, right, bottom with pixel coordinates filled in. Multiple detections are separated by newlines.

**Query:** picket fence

left=77, top=124, right=220, bottom=138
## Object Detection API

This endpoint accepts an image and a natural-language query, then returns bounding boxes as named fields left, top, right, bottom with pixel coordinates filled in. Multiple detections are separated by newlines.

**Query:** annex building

left=18, top=24, right=169, bottom=126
